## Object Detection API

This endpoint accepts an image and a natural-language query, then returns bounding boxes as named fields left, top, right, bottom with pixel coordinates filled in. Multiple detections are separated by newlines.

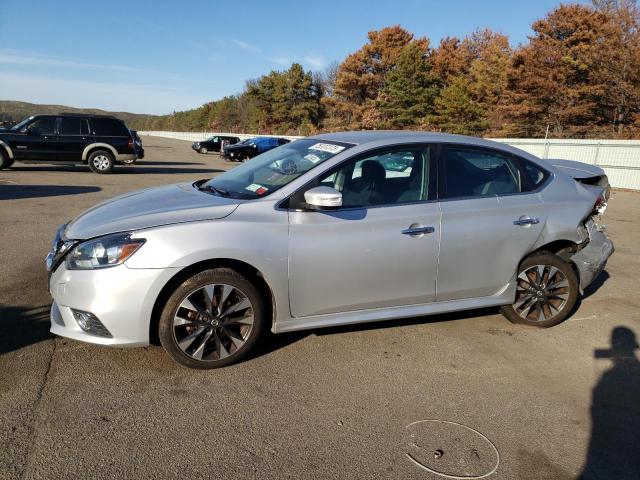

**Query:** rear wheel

left=159, top=268, right=265, bottom=369
left=0, top=149, right=13, bottom=169
left=88, top=150, right=114, bottom=174
left=500, top=252, right=578, bottom=327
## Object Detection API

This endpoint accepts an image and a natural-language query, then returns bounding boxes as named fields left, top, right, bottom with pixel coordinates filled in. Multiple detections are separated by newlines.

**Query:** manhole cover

left=405, top=420, right=499, bottom=479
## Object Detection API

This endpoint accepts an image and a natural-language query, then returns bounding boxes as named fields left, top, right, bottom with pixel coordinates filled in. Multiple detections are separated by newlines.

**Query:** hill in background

left=0, top=100, right=158, bottom=130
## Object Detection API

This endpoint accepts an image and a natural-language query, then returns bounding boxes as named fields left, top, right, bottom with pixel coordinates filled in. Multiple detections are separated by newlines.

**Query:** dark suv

left=0, top=114, right=143, bottom=174
left=192, top=135, right=240, bottom=154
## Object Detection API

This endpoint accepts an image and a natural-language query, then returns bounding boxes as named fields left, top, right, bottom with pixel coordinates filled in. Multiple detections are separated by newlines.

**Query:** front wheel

left=0, top=149, right=13, bottom=169
left=199, top=147, right=208, bottom=154
left=159, top=268, right=265, bottom=369
left=500, top=252, right=578, bottom=327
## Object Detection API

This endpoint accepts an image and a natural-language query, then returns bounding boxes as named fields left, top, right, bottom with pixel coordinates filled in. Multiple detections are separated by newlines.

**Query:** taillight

left=127, top=138, right=134, bottom=150
left=594, top=196, right=607, bottom=216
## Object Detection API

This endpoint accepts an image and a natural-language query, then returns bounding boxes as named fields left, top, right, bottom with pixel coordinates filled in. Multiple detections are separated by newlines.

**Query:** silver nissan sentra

left=46, top=131, right=614, bottom=369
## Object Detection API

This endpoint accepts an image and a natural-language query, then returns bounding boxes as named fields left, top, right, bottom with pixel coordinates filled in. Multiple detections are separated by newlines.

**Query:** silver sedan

left=46, top=131, right=614, bottom=368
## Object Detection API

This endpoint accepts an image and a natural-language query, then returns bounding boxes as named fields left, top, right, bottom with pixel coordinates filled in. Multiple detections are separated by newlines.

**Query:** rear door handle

left=513, top=216, right=540, bottom=226
left=401, top=226, right=435, bottom=236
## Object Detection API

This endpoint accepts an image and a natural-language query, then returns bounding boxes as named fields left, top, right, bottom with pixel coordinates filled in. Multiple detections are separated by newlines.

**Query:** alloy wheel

left=514, top=265, right=570, bottom=322
left=93, top=155, right=111, bottom=171
left=172, top=283, right=254, bottom=361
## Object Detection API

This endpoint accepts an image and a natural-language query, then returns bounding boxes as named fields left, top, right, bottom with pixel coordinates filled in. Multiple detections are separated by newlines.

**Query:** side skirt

left=273, top=283, right=516, bottom=334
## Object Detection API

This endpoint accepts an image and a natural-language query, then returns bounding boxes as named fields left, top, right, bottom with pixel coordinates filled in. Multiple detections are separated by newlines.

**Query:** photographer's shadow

left=581, top=326, right=640, bottom=479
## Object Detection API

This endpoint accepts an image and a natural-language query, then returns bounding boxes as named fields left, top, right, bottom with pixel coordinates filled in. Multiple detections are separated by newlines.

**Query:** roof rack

left=58, top=113, right=117, bottom=119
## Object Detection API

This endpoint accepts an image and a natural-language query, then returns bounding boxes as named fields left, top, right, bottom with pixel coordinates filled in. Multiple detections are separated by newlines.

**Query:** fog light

left=71, top=309, right=112, bottom=338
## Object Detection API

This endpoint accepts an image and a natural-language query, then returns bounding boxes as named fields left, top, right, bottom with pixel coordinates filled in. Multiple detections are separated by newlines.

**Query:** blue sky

left=0, top=0, right=583, bottom=115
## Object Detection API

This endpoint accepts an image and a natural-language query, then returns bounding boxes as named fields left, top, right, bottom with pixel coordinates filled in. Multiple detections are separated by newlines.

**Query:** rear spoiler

left=550, top=159, right=610, bottom=200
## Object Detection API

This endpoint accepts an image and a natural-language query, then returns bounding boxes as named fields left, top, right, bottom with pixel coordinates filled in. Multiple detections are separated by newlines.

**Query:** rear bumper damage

left=570, top=223, right=614, bottom=294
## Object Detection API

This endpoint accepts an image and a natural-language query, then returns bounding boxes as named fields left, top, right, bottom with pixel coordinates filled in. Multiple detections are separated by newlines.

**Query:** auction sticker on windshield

left=246, top=183, right=268, bottom=195
left=309, top=143, right=345, bottom=154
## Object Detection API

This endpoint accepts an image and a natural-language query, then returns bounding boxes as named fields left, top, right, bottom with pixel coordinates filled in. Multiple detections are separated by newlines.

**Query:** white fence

left=139, top=132, right=640, bottom=190
left=139, top=131, right=303, bottom=142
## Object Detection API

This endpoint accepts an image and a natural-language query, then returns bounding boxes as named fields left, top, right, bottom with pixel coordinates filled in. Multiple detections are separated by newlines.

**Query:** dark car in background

left=192, top=135, right=240, bottom=154
left=223, top=136, right=290, bottom=161
left=0, top=114, right=143, bottom=173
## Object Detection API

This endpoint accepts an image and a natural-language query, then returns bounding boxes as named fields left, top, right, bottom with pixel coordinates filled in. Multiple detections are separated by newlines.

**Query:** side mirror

left=251, top=144, right=257, bottom=149
left=22, top=126, right=32, bottom=135
left=304, top=186, right=342, bottom=209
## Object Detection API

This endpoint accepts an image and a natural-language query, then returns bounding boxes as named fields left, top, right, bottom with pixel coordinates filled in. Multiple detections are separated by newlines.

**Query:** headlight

left=194, top=142, right=200, bottom=148
left=65, top=233, right=145, bottom=270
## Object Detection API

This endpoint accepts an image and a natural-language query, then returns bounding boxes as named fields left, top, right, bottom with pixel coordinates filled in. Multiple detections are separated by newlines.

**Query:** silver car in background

left=46, top=131, right=614, bottom=369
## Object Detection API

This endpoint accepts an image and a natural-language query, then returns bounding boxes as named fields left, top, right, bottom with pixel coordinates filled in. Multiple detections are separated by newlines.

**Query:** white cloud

left=303, top=56, right=326, bottom=69
left=232, top=39, right=261, bottom=53
left=0, top=48, right=152, bottom=75
left=0, top=72, right=207, bottom=115
left=266, top=56, right=292, bottom=67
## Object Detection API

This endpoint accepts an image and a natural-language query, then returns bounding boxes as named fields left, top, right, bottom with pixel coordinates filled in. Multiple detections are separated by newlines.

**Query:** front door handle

left=401, top=225, right=435, bottom=236
left=513, top=216, right=540, bottom=226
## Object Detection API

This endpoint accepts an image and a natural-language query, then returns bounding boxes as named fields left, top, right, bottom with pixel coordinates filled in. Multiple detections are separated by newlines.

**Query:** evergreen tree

left=426, top=76, right=488, bottom=135
left=377, top=42, right=439, bottom=128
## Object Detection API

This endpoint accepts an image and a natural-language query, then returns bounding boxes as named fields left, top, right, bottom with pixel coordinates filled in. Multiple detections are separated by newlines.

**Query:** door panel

left=56, top=117, right=92, bottom=161
left=436, top=145, right=547, bottom=301
left=288, top=203, right=441, bottom=317
left=14, top=117, right=58, bottom=160
left=437, top=196, right=545, bottom=301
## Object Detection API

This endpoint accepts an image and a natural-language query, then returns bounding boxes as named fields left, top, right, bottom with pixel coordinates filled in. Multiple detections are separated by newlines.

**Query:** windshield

left=11, top=116, right=35, bottom=131
left=202, top=139, right=352, bottom=199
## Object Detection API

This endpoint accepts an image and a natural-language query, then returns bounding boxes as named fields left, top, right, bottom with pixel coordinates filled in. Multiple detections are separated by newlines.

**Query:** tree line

left=133, top=0, right=640, bottom=138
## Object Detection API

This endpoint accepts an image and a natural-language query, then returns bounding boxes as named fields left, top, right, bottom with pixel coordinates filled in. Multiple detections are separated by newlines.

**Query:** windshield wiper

left=206, top=185, right=230, bottom=196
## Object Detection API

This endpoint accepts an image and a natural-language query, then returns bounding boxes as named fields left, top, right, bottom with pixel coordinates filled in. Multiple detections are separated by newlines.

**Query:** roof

left=309, top=130, right=498, bottom=147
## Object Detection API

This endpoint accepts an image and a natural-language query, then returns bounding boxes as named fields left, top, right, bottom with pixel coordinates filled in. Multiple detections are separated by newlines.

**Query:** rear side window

left=90, top=118, right=129, bottom=136
left=58, top=117, right=90, bottom=135
left=521, top=161, right=550, bottom=190
left=440, top=147, right=524, bottom=199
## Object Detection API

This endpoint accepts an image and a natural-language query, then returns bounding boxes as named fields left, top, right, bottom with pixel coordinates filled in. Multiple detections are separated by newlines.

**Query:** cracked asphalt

left=1, top=136, right=639, bottom=479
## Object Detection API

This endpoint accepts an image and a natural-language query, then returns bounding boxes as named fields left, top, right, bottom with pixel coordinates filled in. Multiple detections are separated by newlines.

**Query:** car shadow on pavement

left=0, top=184, right=101, bottom=200
left=134, top=161, right=206, bottom=166
left=249, top=307, right=496, bottom=362
left=579, top=326, right=640, bottom=479
left=0, top=305, right=53, bottom=355
left=5, top=165, right=224, bottom=175
left=582, top=270, right=610, bottom=299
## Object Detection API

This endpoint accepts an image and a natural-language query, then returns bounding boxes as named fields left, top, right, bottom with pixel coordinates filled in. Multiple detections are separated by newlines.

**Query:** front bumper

left=48, top=262, right=178, bottom=346
left=570, top=227, right=614, bottom=293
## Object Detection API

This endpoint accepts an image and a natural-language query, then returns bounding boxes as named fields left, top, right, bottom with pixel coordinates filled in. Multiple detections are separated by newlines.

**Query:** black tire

left=88, top=150, right=115, bottom=174
left=199, top=147, right=208, bottom=154
left=0, top=149, right=13, bottom=169
left=500, top=251, right=578, bottom=327
left=159, top=268, right=265, bottom=369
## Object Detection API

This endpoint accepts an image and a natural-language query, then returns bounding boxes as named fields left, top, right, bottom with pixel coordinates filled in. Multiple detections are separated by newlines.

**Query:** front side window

left=440, top=146, right=524, bottom=199
left=202, top=139, right=352, bottom=199
left=314, top=147, right=430, bottom=208
left=28, top=117, right=57, bottom=135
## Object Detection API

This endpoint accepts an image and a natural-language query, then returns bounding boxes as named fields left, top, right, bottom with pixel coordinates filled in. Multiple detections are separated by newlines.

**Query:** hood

left=549, top=159, right=605, bottom=180
left=65, top=182, right=241, bottom=239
